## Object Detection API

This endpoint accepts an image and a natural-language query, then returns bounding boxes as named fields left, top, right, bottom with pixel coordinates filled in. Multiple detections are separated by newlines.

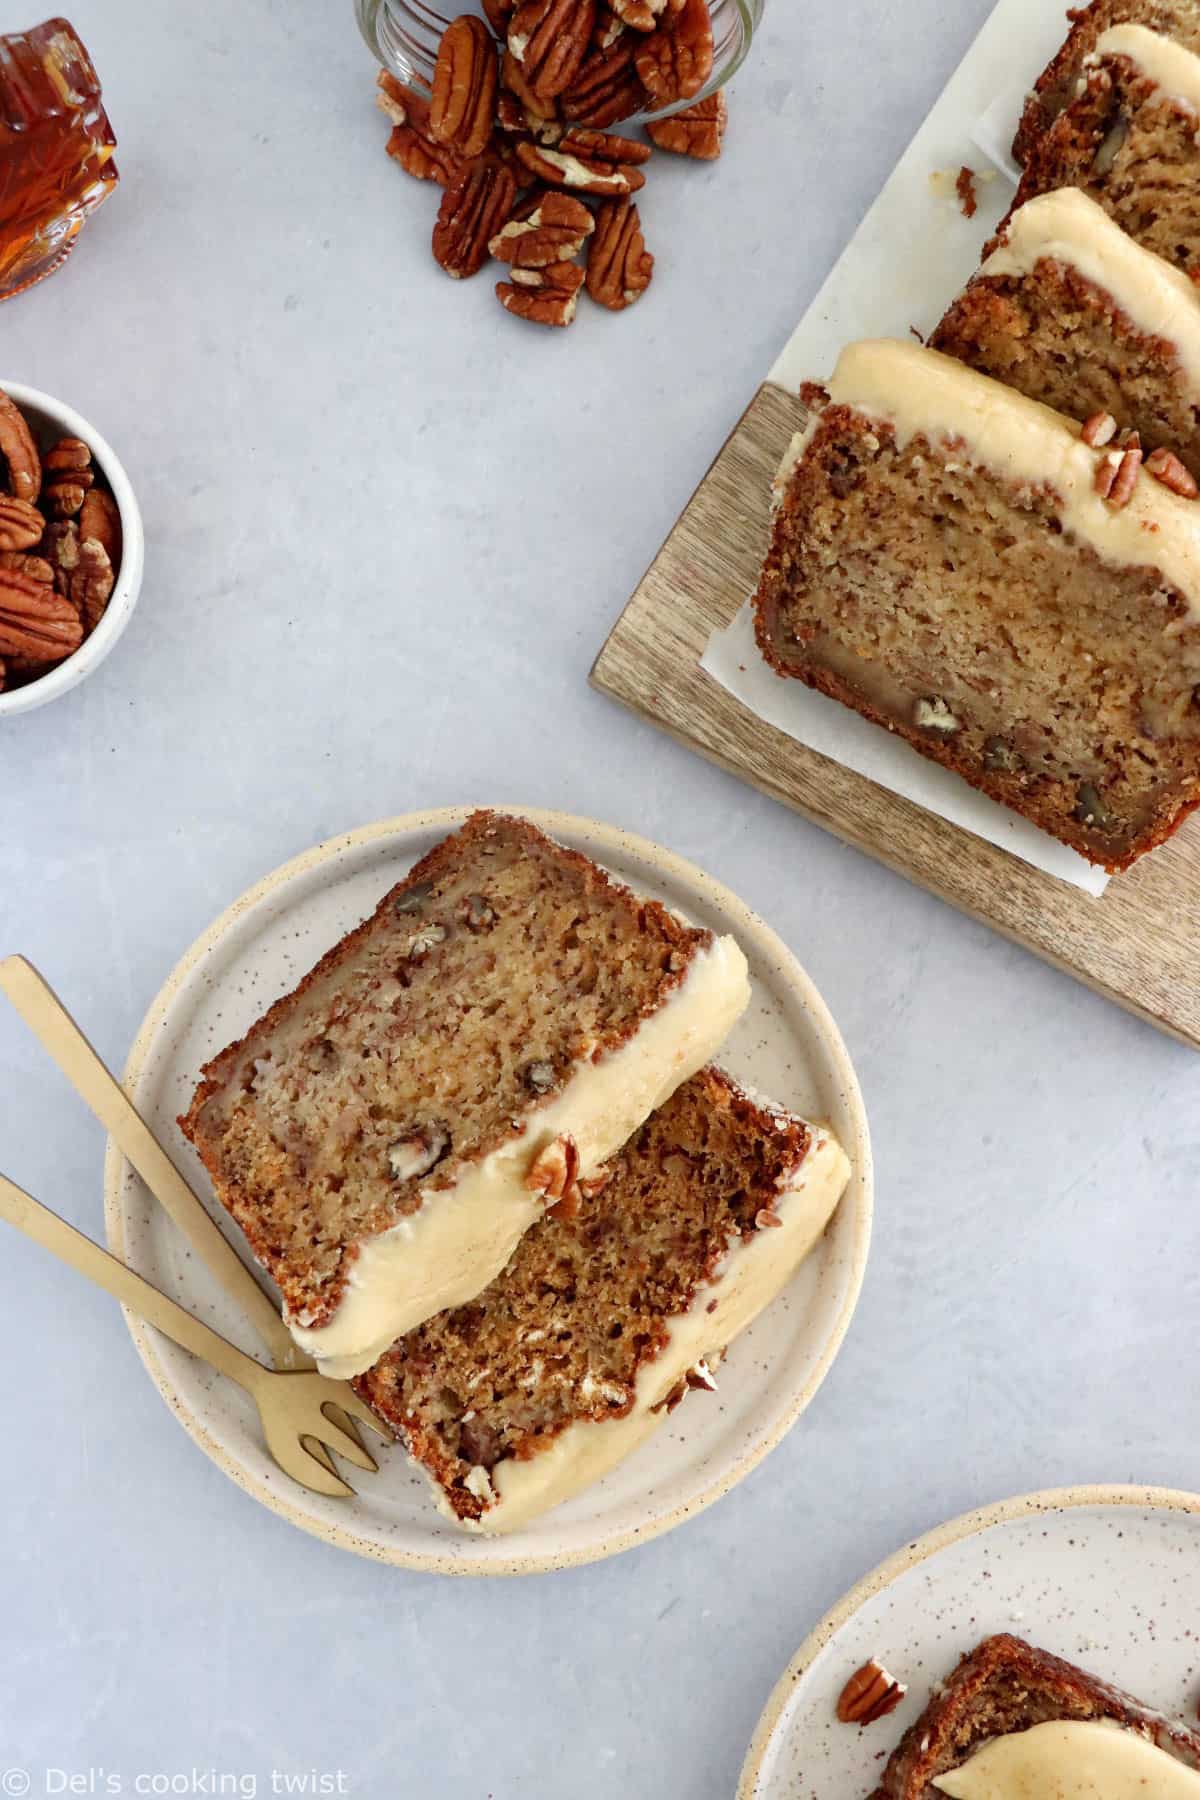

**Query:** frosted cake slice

left=179, top=812, right=749, bottom=1377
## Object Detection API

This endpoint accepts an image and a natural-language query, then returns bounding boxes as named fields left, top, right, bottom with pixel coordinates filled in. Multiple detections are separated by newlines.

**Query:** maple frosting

left=780, top=338, right=1200, bottom=623
left=1091, top=22, right=1200, bottom=109
left=933, top=1718, right=1200, bottom=1797
left=292, top=933, right=751, bottom=1378
left=462, top=1123, right=851, bottom=1533
left=983, top=188, right=1200, bottom=394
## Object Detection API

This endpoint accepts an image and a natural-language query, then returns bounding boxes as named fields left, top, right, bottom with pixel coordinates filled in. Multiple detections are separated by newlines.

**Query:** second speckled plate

left=739, top=1485, right=1200, bottom=1797
left=103, top=806, right=871, bottom=1575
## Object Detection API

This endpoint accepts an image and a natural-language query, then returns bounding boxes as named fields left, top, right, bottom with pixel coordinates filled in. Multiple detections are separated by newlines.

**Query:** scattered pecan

left=586, top=197, right=653, bottom=308
left=1145, top=445, right=1199, bottom=498
left=507, top=0, right=595, bottom=101
left=387, top=1122, right=451, bottom=1182
left=496, top=88, right=563, bottom=142
left=490, top=189, right=595, bottom=265
left=0, top=568, right=84, bottom=662
left=458, top=891, right=497, bottom=930
left=41, top=436, right=94, bottom=518
left=836, top=1660, right=907, bottom=1726
left=955, top=165, right=977, bottom=219
left=610, top=0, right=666, bottom=28
left=498, top=262, right=582, bottom=325
left=754, top=1206, right=783, bottom=1229
left=525, top=1133, right=581, bottom=1204
left=0, top=388, right=41, bottom=504
left=430, top=15, right=499, bottom=160
left=635, top=0, right=712, bottom=103
left=516, top=126, right=649, bottom=194
left=561, top=36, right=645, bottom=126
left=646, top=89, right=726, bottom=157
left=1080, top=409, right=1117, bottom=448
left=0, top=494, right=47, bottom=551
left=500, top=48, right=560, bottom=122
left=433, top=156, right=518, bottom=278
left=1105, top=443, right=1142, bottom=508
left=380, top=75, right=465, bottom=184
left=524, top=1059, right=557, bottom=1092
left=41, top=518, right=80, bottom=599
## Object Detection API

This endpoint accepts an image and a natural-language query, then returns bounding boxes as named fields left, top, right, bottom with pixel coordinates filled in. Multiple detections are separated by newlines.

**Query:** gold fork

left=0, top=954, right=372, bottom=1487
left=0, top=1172, right=389, bottom=1498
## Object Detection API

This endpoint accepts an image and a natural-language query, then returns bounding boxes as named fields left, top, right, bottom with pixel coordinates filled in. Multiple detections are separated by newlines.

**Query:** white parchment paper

left=702, top=0, right=1111, bottom=895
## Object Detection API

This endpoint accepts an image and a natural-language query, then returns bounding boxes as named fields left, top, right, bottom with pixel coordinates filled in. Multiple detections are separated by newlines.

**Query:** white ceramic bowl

left=0, top=380, right=144, bottom=717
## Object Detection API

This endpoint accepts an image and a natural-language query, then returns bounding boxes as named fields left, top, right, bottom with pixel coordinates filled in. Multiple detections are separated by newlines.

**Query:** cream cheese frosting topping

left=461, top=1119, right=851, bottom=1533
left=292, top=933, right=752, bottom=1378
left=800, top=338, right=1200, bottom=622
left=1092, top=22, right=1200, bottom=111
left=933, top=1718, right=1200, bottom=1797
left=983, top=188, right=1200, bottom=395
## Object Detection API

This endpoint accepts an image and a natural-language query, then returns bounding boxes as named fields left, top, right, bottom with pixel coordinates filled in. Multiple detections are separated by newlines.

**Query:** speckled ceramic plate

left=739, top=1484, right=1200, bottom=1796
left=103, top=806, right=871, bottom=1575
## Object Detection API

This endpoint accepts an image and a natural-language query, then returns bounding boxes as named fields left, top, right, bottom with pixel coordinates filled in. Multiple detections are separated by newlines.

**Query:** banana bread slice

left=754, top=339, right=1200, bottom=870
left=933, top=188, right=1200, bottom=482
left=996, top=26, right=1200, bottom=277
left=179, top=812, right=749, bottom=1376
left=355, top=1066, right=850, bottom=1532
left=1012, top=0, right=1200, bottom=166
left=872, top=1633, right=1200, bottom=1797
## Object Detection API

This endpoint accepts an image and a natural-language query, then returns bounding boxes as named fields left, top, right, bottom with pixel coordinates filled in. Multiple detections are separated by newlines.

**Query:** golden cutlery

left=0, top=954, right=367, bottom=1476
left=0, top=1171, right=389, bottom=1499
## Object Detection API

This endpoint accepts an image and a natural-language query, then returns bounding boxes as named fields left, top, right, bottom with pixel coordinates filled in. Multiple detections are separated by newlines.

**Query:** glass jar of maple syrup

left=0, top=18, right=117, bottom=302
left=355, top=0, right=762, bottom=119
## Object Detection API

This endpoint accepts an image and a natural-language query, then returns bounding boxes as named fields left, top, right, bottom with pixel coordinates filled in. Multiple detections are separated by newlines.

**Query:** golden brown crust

left=754, top=404, right=1200, bottom=872
left=353, top=1066, right=814, bottom=1523
left=871, top=1633, right=1200, bottom=1797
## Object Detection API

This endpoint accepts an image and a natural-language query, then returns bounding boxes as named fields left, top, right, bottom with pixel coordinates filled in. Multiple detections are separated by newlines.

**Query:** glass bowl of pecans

left=0, top=382, right=144, bottom=717
left=356, top=0, right=763, bottom=120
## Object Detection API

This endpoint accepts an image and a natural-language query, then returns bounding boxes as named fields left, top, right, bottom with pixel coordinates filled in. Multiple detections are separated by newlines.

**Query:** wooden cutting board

left=590, top=380, right=1200, bottom=1049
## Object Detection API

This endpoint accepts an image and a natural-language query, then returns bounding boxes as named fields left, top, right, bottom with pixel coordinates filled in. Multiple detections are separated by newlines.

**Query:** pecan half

left=42, top=437, right=94, bottom=518
left=586, top=197, right=653, bottom=308
left=0, top=570, right=84, bottom=662
left=635, top=0, right=712, bottom=104
left=525, top=1133, right=581, bottom=1203
left=610, top=0, right=666, bottom=28
left=500, top=47, right=560, bottom=121
left=0, top=388, right=40, bottom=504
left=498, top=266, right=582, bottom=325
left=516, top=126, right=649, bottom=194
left=836, top=1660, right=907, bottom=1726
left=380, top=73, right=465, bottom=184
left=490, top=189, right=595, bottom=265
left=561, top=36, right=645, bottom=126
left=646, top=89, right=726, bottom=157
left=508, top=0, right=595, bottom=100
left=0, top=552, right=52, bottom=582
left=80, top=486, right=123, bottom=571
left=431, top=15, right=499, bottom=159
left=433, top=156, right=518, bottom=278
left=69, top=537, right=115, bottom=633
left=1080, top=409, right=1117, bottom=448
left=0, top=494, right=46, bottom=551
left=1145, top=445, right=1200, bottom=497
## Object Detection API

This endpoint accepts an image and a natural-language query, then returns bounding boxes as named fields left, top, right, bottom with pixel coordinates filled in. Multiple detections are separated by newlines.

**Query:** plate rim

left=103, top=803, right=873, bottom=1576
left=737, top=1481, right=1200, bottom=1797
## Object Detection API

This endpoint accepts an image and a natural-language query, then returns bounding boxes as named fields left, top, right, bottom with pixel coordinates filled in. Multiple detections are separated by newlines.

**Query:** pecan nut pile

left=372, top=0, right=726, bottom=330
left=0, top=385, right=123, bottom=697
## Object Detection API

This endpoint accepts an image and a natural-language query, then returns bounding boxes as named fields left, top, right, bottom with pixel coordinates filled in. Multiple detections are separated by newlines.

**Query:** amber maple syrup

left=0, top=18, right=117, bottom=301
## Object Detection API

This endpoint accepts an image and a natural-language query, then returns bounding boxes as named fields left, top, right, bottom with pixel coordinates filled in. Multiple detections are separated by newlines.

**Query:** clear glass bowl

left=355, top=0, right=763, bottom=119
